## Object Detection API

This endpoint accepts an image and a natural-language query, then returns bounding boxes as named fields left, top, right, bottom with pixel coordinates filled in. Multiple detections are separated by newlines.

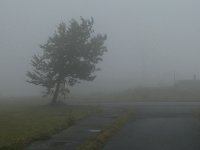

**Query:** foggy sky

left=1, top=0, right=200, bottom=96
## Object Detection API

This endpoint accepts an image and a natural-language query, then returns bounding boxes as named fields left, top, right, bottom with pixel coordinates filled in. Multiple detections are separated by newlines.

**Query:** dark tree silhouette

left=27, top=17, right=107, bottom=104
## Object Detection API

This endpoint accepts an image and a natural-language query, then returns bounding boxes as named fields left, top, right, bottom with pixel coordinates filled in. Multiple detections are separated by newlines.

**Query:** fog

left=1, top=0, right=200, bottom=96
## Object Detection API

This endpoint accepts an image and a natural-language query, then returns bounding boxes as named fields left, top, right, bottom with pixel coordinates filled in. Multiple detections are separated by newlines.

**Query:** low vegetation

left=70, top=86, right=200, bottom=103
left=0, top=104, right=98, bottom=150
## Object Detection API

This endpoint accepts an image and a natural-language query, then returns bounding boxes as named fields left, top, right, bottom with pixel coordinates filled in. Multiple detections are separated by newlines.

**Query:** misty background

left=1, top=0, right=200, bottom=97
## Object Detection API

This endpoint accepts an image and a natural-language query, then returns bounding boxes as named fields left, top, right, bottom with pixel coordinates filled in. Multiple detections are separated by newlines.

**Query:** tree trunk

left=51, top=81, right=61, bottom=105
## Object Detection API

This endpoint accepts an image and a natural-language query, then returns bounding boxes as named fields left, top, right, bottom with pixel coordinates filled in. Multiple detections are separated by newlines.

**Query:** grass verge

left=0, top=104, right=98, bottom=150
left=76, top=111, right=132, bottom=150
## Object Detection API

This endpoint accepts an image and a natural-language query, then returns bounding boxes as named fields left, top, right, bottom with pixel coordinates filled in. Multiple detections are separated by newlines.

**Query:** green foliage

left=0, top=105, right=97, bottom=149
left=27, top=17, right=107, bottom=103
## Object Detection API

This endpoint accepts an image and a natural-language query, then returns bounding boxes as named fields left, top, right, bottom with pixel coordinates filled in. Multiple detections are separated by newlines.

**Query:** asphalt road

left=102, top=102, right=200, bottom=150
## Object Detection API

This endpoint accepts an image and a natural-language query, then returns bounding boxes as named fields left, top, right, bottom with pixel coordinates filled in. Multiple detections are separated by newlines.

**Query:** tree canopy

left=27, top=17, right=107, bottom=104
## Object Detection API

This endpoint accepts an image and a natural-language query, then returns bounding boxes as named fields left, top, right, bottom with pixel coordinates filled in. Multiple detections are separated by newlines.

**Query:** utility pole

left=174, top=72, right=176, bottom=85
left=193, top=74, right=197, bottom=80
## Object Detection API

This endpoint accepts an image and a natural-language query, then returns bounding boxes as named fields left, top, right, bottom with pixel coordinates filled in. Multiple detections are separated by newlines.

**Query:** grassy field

left=0, top=102, right=98, bottom=150
left=69, top=87, right=200, bottom=104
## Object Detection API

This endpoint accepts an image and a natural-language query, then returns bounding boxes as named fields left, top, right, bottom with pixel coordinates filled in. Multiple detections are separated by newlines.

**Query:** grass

left=69, top=87, right=200, bottom=104
left=76, top=111, right=131, bottom=150
left=0, top=103, right=98, bottom=150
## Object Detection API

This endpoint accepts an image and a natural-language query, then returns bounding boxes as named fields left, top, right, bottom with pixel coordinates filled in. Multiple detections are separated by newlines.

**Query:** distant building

left=174, top=79, right=200, bottom=91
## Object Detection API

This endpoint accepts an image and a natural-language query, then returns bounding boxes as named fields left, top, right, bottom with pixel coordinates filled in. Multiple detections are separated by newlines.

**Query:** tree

left=27, top=17, right=107, bottom=104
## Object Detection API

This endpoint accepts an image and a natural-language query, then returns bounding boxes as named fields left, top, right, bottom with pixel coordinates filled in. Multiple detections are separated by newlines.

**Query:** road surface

left=103, top=102, right=200, bottom=150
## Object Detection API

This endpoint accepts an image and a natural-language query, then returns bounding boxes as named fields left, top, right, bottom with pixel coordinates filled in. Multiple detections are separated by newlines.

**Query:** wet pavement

left=103, top=102, right=200, bottom=150
left=26, top=106, right=126, bottom=150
